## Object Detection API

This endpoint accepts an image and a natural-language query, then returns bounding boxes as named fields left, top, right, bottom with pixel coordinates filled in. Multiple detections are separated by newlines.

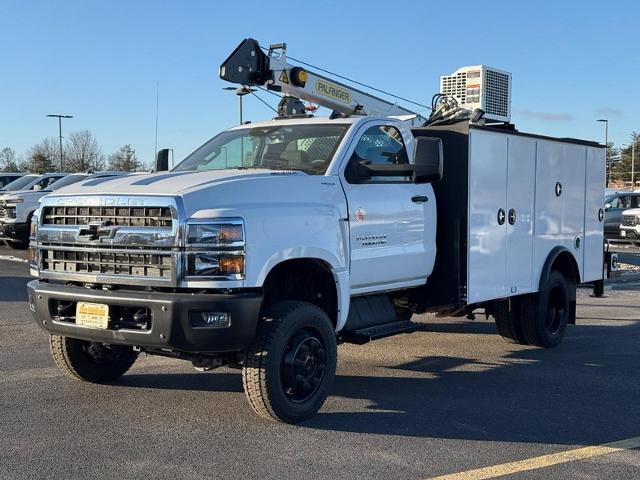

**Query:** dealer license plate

left=76, top=302, right=109, bottom=329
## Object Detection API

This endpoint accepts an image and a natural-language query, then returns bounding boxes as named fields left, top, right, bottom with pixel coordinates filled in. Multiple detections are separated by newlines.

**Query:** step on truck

left=27, top=39, right=606, bottom=423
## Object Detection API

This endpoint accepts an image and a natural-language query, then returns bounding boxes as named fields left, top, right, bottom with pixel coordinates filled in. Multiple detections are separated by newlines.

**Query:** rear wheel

left=522, top=270, right=571, bottom=348
left=242, top=301, right=337, bottom=423
left=49, top=335, right=138, bottom=383
left=494, top=298, right=528, bottom=345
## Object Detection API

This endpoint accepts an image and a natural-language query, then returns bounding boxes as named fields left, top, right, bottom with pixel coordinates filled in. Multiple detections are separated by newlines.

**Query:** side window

left=620, top=195, right=632, bottom=209
left=609, top=197, right=622, bottom=208
left=32, top=178, right=51, bottom=191
left=632, top=196, right=640, bottom=208
left=346, top=125, right=409, bottom=183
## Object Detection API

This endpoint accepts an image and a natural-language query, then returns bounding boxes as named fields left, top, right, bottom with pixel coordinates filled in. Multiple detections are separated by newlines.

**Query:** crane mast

left=219, top=38, right=426, bottom=123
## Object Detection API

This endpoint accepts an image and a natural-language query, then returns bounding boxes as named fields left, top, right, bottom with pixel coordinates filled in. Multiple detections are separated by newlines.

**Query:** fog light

left=190, top=311, right=231, bottom=328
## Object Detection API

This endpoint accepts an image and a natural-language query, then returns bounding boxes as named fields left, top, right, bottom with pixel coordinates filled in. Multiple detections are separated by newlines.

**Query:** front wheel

left=49, top=335, right=138, bottom=383
left=242, top=301, right=337, bottom=423
left=522, top=270, right=572, bottom=348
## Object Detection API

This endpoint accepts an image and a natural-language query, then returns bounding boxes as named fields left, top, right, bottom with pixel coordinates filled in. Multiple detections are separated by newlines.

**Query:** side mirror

left=604, top=203, right=611, bottom=210
left=155, top=149, right=170, bottom=172
left=413, top=137, right=443, bottom=184
left=33, top=184, right=42, bottom=191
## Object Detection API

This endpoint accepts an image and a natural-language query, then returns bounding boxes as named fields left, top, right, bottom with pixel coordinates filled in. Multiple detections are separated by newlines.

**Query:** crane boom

left=219, top=38, right=426, bottom=123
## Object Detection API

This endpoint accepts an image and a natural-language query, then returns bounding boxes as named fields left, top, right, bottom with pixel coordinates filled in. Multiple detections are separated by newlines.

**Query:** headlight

left=187, top=221, right=244, bottom=246
left=30, top=213, right=39, bottom=239
left=185, top=219, right=245, bottom=279
left=186, top=253, right=245, bottom=278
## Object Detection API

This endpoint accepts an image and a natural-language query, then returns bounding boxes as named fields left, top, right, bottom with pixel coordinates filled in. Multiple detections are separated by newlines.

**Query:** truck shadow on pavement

left=119, top=320, right=640, bottom=447
left=304, top=321, right=640, bottom=445
left=0, top=276, right=30, bottom=302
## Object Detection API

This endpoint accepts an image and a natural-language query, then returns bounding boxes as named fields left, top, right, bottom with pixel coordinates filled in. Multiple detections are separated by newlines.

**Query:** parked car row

left=604, top=190, right=640, bottom=245
left=0, top=172, right=127, bottom=248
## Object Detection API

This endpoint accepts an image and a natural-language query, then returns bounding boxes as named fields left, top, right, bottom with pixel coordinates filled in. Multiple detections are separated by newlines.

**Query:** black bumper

left=0, top=222, right=28, bottom=242
left=27, top=280, right=263, bottom=354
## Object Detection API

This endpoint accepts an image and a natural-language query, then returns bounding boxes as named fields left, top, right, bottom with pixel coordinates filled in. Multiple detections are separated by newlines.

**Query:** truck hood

left=48, top=169, right=307, bottom=196
left=622, top=208, right=640, bottom=216
left=44, top=168, right=348, bottom=220
left=0, top=190, right=45, bottom=201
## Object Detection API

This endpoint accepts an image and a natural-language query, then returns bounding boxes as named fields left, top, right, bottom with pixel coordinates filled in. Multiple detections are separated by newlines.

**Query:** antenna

left=154, top=83, right=159, bottom=154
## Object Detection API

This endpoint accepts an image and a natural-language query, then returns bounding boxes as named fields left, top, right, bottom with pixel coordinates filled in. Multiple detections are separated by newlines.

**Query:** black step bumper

left=27, top=280, right=263, bottom=354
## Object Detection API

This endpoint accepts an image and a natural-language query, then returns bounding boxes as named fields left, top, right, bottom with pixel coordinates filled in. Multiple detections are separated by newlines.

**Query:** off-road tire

left=49, top=335, right=138, bottom=383
left=242, top=301, right=337, bottom=424
left=494, top=298, right=528, bottom=345
left=522, top=270, right=571, bottom=348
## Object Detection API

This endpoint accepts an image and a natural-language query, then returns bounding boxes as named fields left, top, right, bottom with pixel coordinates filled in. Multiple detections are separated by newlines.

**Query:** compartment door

left=534, top=141, right=563, bottom=235
left=583, top=147, right=605, bottom=281
left=467, top=130, right=507, bottom=303
left=505, top=136, right=536, bottom=294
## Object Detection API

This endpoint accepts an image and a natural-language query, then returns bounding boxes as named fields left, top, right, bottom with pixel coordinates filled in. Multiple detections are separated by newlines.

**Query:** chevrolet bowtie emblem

left=77, top=221, right=116, bottom=241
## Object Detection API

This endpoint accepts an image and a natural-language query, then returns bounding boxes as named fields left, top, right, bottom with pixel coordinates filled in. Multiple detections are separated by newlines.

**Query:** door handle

left=411, top=195, right=429, bottom=203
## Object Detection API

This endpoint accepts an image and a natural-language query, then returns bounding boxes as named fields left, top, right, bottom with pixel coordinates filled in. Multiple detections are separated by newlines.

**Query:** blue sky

left=1, top=0, right=638, bottom=165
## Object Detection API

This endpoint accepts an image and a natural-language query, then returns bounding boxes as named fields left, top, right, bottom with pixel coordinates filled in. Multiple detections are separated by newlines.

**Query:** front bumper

left=28, top=280, right=263, bottom=354
left=620, top=226, right=640, bottom=240
left=0, top=221, right=28, bottom=242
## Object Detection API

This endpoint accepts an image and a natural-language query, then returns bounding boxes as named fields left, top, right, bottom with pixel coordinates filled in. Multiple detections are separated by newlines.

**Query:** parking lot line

left=428, top=436, right=640, bottom=480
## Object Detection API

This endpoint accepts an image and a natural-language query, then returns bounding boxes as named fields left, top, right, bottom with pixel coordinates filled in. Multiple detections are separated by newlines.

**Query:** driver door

left=341, top=122, right=432, bottom=293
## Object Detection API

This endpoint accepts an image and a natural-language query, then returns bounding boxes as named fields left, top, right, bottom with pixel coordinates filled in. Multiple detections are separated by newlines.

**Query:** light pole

left=632, top=138, right=636, bottom=189
left=46, top=114, right=73, bottom=172
left=223, top=86, right=256, bottom=125
left=597, top=119, right=609, bottom=187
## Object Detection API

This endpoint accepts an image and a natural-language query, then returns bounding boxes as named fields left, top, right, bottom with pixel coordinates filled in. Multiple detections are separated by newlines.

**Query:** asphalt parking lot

left=1, top=246, right=639, bottom=479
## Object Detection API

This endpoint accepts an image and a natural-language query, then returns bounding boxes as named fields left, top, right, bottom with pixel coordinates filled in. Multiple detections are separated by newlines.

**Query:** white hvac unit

left=440, top=65, right=512, bottom=123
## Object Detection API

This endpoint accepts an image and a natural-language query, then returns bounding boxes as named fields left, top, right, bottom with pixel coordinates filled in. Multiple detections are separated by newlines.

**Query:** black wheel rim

left=281, top=330, right=327, bottom=403
left=545, top=285, right=567, bottom=335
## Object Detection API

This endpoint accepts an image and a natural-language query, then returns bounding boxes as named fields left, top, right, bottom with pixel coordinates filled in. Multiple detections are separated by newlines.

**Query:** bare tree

left=65, top=130, right=103, bottom=172
left=108, top=145, right=141, bottom=171
left=0, top=147, right=22, bottom=172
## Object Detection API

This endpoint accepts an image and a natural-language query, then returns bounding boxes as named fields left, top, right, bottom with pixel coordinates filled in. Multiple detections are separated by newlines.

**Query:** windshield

left=49, top=174, right=88, bottom=191
left=1, top=175, right=39, bottom=191
left=174, top=124, right=349, bottom=175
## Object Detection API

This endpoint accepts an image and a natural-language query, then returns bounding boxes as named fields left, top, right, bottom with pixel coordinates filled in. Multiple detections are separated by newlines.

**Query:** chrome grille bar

left=42, top=206, right=172, bottom=227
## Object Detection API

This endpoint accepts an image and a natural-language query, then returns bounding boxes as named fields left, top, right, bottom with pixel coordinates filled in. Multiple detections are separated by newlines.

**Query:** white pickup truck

left=27, top=40, right=606, bottom=423
left=0, top=173, right=66, bottom=247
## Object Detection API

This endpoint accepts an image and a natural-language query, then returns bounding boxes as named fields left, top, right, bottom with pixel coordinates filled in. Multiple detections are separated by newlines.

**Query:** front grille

left=0, top=206, right=16, bottom=218
left=622, top=215, right=637, bottom=227
left=42, top=206, right=172, bottom=227
left=42, top=249, right=173, bottom=278
left=37, top=197, right=178, bottom=286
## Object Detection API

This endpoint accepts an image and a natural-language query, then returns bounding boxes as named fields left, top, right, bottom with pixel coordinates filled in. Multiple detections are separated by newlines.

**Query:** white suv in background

left=0, top=173, right=67, bottom=247
left=620, top=208, right=640, bottom=245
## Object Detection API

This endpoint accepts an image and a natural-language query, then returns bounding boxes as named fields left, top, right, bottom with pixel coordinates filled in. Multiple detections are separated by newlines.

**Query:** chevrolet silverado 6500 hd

left=27, top=39, right=605, bottom=423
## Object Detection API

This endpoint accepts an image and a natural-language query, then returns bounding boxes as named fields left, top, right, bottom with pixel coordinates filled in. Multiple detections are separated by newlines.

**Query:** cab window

left=33, top=176, right=61, bottom=191
left=345, top=125, right=410, bottom=183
